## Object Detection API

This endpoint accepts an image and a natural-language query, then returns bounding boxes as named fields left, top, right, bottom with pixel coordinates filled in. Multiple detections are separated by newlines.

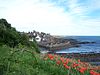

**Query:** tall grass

left=0, top=45, right=100, bottom=75
left=0, top=45, right=66, bottom=75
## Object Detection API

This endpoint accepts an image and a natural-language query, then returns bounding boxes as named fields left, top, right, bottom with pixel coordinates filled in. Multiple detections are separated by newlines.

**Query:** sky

left=0, top=0, right=100, bottom=36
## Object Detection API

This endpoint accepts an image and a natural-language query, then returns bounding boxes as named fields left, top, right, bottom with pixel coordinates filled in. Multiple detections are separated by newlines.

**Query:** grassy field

left=0, top=45, right=100, bottom=75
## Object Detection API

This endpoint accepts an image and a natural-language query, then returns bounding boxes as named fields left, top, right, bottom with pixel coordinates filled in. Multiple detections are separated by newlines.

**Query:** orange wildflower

left=77, top=67, right=87, bottom=74
left=90, top=70, right=100, bottom=75
left=63, top=64, right=70, bottom=69
left=47, top=54, right=54, bottom=60
left=78, top=59, right=81, bottom=63
left=60, top=57, right=65, bottom=63
left=72, top=62, right=79, bottom=68
left=56, top=60, right=60, bottom=65
left=64, top=59, right=69, bottom=65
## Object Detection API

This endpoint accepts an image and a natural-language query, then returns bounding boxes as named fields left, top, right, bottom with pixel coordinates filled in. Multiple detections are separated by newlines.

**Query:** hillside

left=0, top=19, right=100, bottom=75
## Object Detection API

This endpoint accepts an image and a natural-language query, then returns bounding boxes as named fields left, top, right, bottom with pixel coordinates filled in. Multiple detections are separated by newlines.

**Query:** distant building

left=27, top=30, right=51, bottom=42
left=35, top=35, right=41, bottom=42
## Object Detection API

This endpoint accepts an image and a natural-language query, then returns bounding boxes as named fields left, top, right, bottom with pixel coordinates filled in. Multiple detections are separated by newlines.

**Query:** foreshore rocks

left=56, top=53, right=100, bottom=66
left=78, top=41, right=96, bottom=44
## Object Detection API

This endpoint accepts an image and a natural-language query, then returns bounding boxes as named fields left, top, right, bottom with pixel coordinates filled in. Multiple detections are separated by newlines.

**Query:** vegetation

left=0, top=45, right=100, bottom=75
left=0, top=19, right=100, bottom=75
left=0, top=19, right=34, bottom=47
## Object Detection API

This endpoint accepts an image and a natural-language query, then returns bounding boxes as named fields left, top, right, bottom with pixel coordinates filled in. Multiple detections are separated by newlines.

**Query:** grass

left=0, top=45, right=100, bottom=75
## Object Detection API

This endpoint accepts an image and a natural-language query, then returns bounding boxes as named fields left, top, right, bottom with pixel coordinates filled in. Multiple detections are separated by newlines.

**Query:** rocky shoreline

left=38, top=36, right=96, bottom=51
left=38, top=36, right=78, bottom=50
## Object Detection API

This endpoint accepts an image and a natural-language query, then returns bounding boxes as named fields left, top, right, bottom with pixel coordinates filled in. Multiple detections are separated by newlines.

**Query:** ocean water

left=56, top=36, right=100, bottom=54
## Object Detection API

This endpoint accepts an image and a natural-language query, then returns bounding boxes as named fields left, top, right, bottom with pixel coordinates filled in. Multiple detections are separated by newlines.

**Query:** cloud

left=0, top=0, right=100, bottom=35
left=87, top=0, right=100, bottom=11
left=1, top=0, right=75, bottom=35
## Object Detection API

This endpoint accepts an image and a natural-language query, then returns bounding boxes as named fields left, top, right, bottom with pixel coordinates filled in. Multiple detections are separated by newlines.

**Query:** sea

left=56, top=36, right=100, bottom=54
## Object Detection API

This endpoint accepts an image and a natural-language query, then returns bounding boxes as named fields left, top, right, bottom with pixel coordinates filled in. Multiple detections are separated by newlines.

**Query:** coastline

left=38, top=35, right=96, bottom=51
left=39, top=42, right=79, bottom=51
left=39, top=36, right=100, bottom=66
left=38, top=36, right=80, bottom=50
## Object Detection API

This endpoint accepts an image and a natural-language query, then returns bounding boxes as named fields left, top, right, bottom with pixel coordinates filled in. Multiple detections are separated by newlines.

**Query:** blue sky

left=0, top=0, right=100, bottom=35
